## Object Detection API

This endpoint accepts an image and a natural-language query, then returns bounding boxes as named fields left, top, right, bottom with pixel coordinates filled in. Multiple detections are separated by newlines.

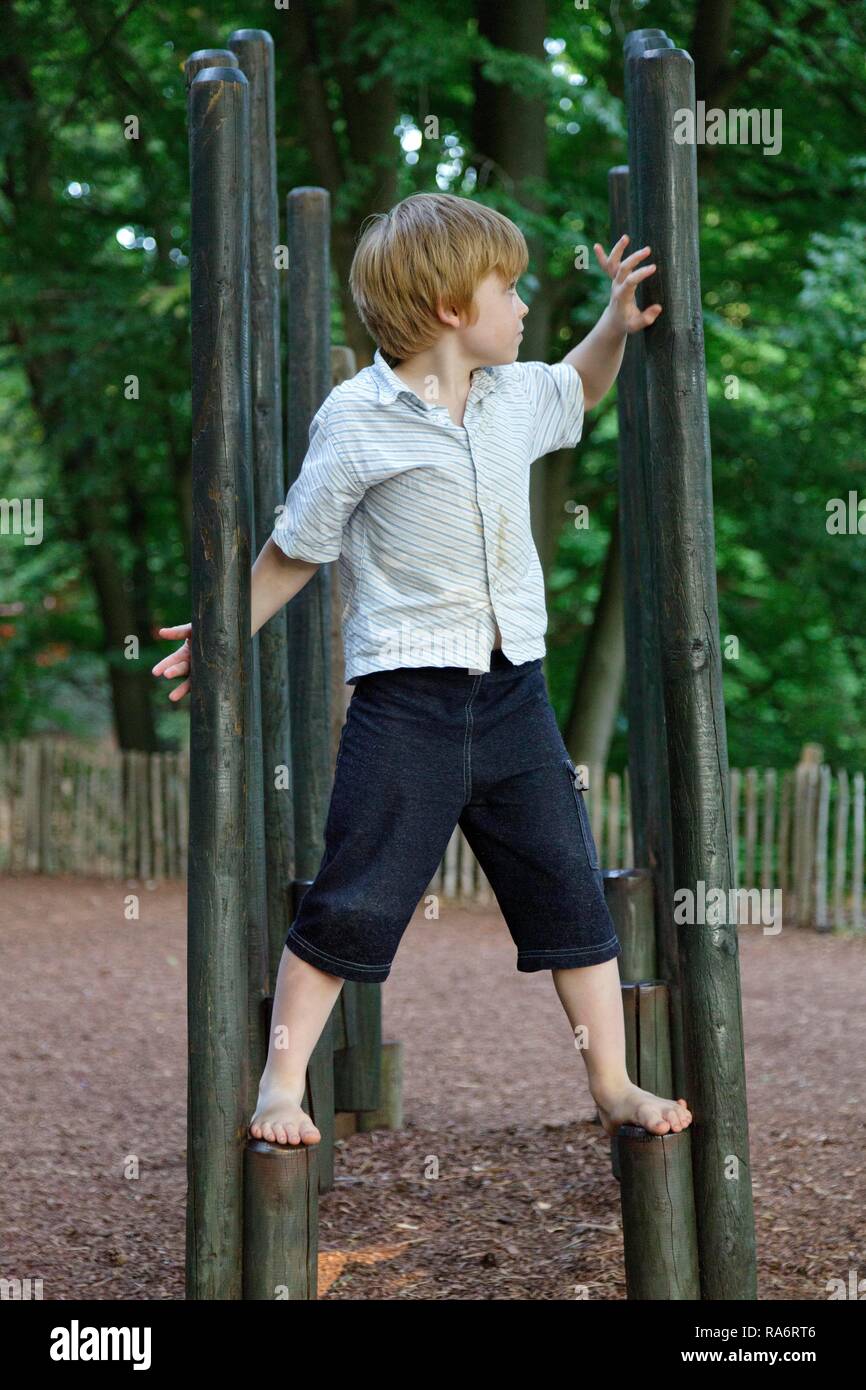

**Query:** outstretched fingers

left=152, top=622, right=193, bottom=702
left=593, top=233, right=630, bottom=275
left=621, top=259, right=656, bottom=287
left=168, top=677, right=191, bottom=703
left=152, top=643, right=190, bottom=679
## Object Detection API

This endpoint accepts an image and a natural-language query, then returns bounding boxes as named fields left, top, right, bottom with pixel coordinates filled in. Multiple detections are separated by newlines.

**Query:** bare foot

left=593, top=1082, right=693, bottom=1138
left=249, top=1083, right=321, bottom=1146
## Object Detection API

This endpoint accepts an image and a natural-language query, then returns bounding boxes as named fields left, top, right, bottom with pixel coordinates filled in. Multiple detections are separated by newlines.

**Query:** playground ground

left=2, top=875, right=863, bottom=1302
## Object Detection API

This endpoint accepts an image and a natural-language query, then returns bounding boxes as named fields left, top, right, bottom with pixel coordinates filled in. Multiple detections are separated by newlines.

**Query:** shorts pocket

left=564, top=756, right=600, bottom=870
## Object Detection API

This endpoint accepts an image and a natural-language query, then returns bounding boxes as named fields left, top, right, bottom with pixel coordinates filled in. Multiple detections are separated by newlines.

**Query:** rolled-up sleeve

left=517, top=359, right=585, bottom=461
left=271, top=413, right=365, bottom=563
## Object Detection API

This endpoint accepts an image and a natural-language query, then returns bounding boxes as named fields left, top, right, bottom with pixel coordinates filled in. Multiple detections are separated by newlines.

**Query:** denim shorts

left=284, top=650, right=623, bottom=983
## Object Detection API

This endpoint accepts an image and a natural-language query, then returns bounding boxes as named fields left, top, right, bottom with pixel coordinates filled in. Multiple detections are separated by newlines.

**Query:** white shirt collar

left=371, top=347, right=499, bottom=410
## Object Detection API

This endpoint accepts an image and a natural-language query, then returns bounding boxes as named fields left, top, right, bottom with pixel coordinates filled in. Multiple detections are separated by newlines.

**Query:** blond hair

left=349, top=192, right=528, bottom=365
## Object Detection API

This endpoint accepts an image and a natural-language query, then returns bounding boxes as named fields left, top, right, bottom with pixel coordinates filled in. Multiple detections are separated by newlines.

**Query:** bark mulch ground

left=2, top=876, right=863, bottom=1300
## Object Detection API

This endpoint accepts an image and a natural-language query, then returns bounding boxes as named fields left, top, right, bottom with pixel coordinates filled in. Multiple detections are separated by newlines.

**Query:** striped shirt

left=271, top=347, right=585, bottom=683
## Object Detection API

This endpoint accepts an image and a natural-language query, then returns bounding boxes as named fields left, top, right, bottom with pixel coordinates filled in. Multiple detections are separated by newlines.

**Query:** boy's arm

left=252, top=540, right=319, bottom=637
left=256, top=404, right=368, bottom=634
left=561, top=304, right=628, bottom=412
left=562, top=235, right=663, bottom=410
left=155, top=409, right=364, bottom=701
left=154, top=543, right=318, bottom=700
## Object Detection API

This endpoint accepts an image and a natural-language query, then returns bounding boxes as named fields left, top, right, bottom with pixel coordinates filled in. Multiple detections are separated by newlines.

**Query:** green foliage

left=1, top=0, right=864, bottom=768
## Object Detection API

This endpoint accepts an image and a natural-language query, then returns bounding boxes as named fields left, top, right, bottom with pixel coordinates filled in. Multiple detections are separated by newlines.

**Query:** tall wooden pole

left=185, top=63, right=251, bottom=1301
left=285, top=188, right=338, bottom=1189
left=630, top=40, right=757, bottom=1300
left=229, top=30, right=296, bottom=992
left=618, top=27, right=685, bottom=1100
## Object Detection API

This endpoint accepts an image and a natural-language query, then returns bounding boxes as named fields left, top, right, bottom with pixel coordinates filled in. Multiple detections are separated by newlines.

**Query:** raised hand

left=593, top=234, right=663, bottom=334
left=152, top=622, right=192, bottom=703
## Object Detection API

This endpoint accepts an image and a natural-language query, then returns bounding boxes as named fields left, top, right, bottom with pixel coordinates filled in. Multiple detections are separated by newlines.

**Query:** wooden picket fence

left=0, top=738, right=863, bottom=930
left=0, top=739, right=188, bottom=881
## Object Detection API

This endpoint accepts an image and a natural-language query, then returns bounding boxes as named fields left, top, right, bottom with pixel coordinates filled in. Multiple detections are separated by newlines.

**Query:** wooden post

left=629, top=37, right=757, bottom=1298
left=357, top=1041, right=405, bottom=1132
left=815, top=764, right=829, bottom=930
left=229, top=29, right=296, bottom=989
left=284, top=190, right=383, bottom=1170
left=729, top=768, right=741, bottom=909
left=185, top=60, right=251, bottom=1302
left=604, top=868, right=656, bottom=983
left=243, top=1142, right=318, bottom=1300
left=744, top=767, right=758, bottom=896
left=761, top=768, right=776, bottom=894
left=333, top=983, right=382, bottom=1114
left=831, top=767, right=848, bottom=932
left=611, top=980, right=675, bottom=1178
left=779, top=769, right=792, bottom=900
left=184, top=48, right=239, bottom=85
left=622, top=981, right=673, bottom=1098
left=284, top=187, right=339, bottom=1193
left=618, top=1126, right=701, bottom=1300
left=610, top=136, right=686, bottom=1102
left=852, top=772, right=864, bottom=932
left=606, top=771, right=621, bottom=868
left=208, top=31, right=273, bottom=1118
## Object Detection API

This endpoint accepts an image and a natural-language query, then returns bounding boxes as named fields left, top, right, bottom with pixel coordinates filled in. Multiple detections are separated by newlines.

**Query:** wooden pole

left=356, top=1041, right=405, bottom=1132
left=185, top=61, right=251, bottom=1301
left=282, top=194, right=382, bottom=1156
left=629, top=39, right=757, bottom=1299
left=333, top=983, right=382, bottom=1114
left=831, top=767, right=848, bottom=933
left=604, top=868, right=656, bottom=982
left=761, top=768, right=776, bottom=894
left=243, top=1142, right=319, bottom=1300
left=618, top=1126, right=700, bottom=1300
left=184, top=48, right=239, bottom=84
left=611, top=980, right=675, bottom=1180
left=229, top=29, right=296, bottom=988
left=853, top=772, right=864, bottom=932
left=285, top=187, right=339, bottom=1191
left=611, top=67, right=686, bottom=1101
left=204, top=32, right=271, bottom=1121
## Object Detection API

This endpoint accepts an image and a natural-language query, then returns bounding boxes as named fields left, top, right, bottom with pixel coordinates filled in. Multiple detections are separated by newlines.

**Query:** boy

left=155, top=193, right=691, bottom=1147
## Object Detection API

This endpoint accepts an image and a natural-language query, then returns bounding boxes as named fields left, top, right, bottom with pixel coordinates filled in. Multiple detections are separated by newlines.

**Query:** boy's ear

left=436, top=297, right=459, bottom=327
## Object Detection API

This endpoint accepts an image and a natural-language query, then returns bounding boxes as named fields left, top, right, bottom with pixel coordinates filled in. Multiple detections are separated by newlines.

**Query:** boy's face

left=451, top=270, right=528, bottom=366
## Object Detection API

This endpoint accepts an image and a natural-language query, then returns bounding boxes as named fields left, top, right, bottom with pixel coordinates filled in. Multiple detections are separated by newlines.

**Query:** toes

left=637, top=1104, right=670, bottom=1134
left=636, top=1100, right=670, bottom=1134
left=251, top=1114, right=315, bottom=1145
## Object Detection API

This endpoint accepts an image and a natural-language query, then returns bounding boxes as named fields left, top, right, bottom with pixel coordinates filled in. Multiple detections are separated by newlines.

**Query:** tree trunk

left=472, top=0, right=553, bottom=560
left=275, top=1, right=399, bottom=368
left=564, top=511, right=625, bottom=770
